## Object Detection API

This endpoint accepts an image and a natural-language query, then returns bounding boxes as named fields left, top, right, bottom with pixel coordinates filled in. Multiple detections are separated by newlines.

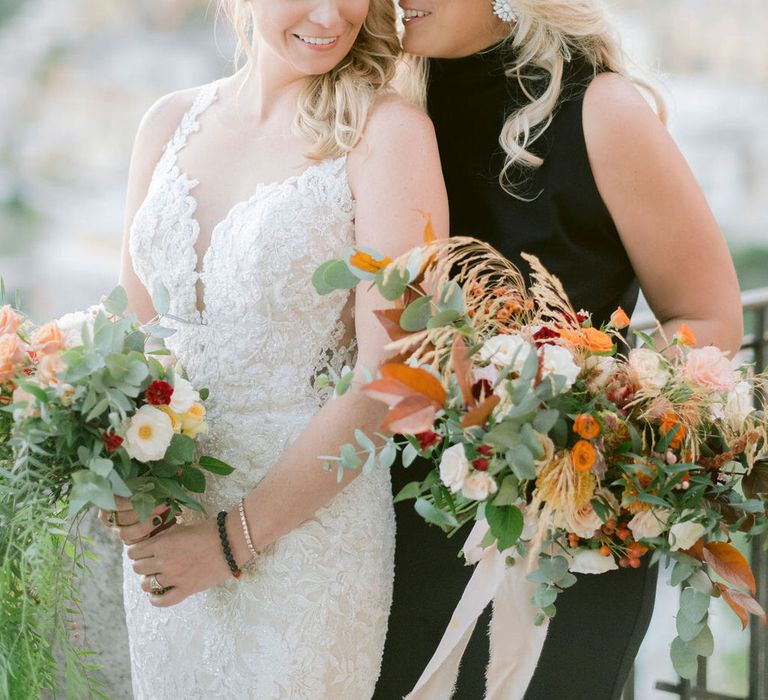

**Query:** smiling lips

left=295, top=34, right=339, bottom=48
left=402, top=8, right=431, bottom=23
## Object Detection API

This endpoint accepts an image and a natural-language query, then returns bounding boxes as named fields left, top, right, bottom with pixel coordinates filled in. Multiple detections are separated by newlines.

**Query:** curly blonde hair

left=402, top=0, right=665, bottom=194
left=219, top=0, right=401, bottom=159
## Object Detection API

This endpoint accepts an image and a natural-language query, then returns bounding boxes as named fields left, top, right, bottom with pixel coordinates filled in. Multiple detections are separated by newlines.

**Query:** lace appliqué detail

left=124, top=81, right=395, bottom=700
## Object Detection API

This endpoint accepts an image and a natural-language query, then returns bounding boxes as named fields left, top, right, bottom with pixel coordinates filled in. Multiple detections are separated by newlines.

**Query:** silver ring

left=149, top=574, right=163, bottom=592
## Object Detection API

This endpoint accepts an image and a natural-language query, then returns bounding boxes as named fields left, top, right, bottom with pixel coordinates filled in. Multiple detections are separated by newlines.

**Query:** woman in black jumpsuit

left=375, top=2, right=743, bottom=698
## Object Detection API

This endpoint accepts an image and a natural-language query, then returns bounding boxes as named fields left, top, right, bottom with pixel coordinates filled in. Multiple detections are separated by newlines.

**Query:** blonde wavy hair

left=401, top=0, right=665, bottom=193
left=219, top=0, right=401, bottom=159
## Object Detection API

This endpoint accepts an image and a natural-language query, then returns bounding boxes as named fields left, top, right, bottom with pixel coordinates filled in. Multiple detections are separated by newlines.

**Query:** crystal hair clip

left=492, top=0, right=517, bottom=22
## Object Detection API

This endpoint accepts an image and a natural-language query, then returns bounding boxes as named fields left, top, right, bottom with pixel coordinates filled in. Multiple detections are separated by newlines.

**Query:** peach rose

left=31, top=322, right=64, bottom=355
left=566, top=489, right=619, bottom=538
left=0, top=333, right=27, bottom=382
left=684, top=347, right=737, bottom=393
left=0, top=305, right=22, bottom=336
left=12, top=384, right=40, bottom=418
left=37, top=352, right=65, bottom=384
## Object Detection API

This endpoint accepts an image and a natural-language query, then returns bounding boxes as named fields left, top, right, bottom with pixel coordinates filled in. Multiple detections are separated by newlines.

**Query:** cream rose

left=169, top=376, right=199, bottom=414
left=668, top=520, right=706, bottom=552
left=628, top=348, right=669, bottom=393
left=584, top=355, right=619, bottom=393
left=181, top=403, right=208, bottom=438
left=628, top=508, right=670, bottom=540
left=478, top=334, right=533, bottom=372
left=56, top=310, right=96, bottom=348
left=540, top=344, right=581, bottom=392
left=0, top=333, right=27, bottom=382
left=566, top=489, right=619, bottom=539
left=461, top=472, right=499, bottom=501
left=568, top=548, right=619, bottom=575
left=0, top=305, right=22, bottom=336
left=124, top=404, right=175, bottom=462
left=439, top=443, right=470, bottom=493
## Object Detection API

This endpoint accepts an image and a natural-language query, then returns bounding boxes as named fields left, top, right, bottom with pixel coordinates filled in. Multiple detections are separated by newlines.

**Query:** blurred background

left=0, top=0, right=765, bottom=698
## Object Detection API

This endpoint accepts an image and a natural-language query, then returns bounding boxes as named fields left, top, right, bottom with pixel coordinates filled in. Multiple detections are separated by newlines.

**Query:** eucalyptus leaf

left=415, top=498, right=459, bottom=528
left=340, top=443, right=362, bottom=469
left=403, top=443, right=419, bottom=468
left=375, top=267, right=409, bottom=301
left=378, top=442, right=397, bottom=469
left=335, top=370, right=354, bottom=396
left=437, top=281, right=465, bottom=313
left=103, top=286, right=128, bottom=315
left=492, top=475, right=520, bottom=506
left=152, top=282, right=171, bottom=316
left=537, top=555, right=569, bottom=583
left=533, top=585, right=558, bottom=608
left=394, top=481, right=422, bottom=503
left=323, top=259, right=359, bottom=290
left=670, top=637, right=699, bottom=680
left=680, top=588, right=711, bottom=624
left=400, top=296, right=433, bottom=332
left=676, top=611, right=705, bottom=642
left=354, top=429, right=376, bottom=454
left=688, top=623, right=714, bottom=657
left=427, top=309, right=463, bottom=329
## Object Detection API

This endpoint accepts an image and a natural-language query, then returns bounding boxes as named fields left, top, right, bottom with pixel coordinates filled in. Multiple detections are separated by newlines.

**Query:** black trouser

left=374, top=457, right=658, bottom=700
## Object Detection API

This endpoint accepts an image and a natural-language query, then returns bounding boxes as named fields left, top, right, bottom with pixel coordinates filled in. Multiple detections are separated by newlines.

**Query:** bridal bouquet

left=0, top=287, right=233, bottom=699
left=313, top=234, right=768, bottom=681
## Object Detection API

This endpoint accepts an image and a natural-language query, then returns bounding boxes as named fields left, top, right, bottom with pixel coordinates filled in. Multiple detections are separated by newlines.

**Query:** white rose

left=461, top=472, right=499, bottom=501
left=628, top=348, right=669, bottom=393
left=668, top=520, right=706, bottom=552
left=56, top=310, right=96, bottom=348
left=478, top=334, right=533, bottom=372
left=540, top=344, right=581, bottom=392
left=712, top=381, right=755, bottom=430
left=124, top=404, right=175, bottom=462
left=584, top=355, right=619, bottom=392
left=439, top=444, right=470, bottom=493
left=169, top=376, right=199, bottom=414
left=568, top=548, right=619, bottom=575
left=628, top=508, right=670, bottom=540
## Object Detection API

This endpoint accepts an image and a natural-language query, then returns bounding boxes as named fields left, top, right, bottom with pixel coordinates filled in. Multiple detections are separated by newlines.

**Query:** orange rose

left=0, top=334, right=26, bottom=382
left=573, top=413, right=601, bottom=440
left=31, top=322, right=64, bottom=355
left=675, top=324, right=697, bottom=346
left=0, top=305, right=22, bottom=336
left=348, top=250, right=392, bottom=274
left=610, top=307, right=631, bottom=330
left=558, top=327, right=614, bottom=353
left=659, top=413, right=687, bottom=449
left=571, top=440, right=597, bottom=472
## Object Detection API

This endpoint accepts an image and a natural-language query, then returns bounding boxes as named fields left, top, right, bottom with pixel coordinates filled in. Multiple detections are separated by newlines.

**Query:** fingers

left=115, top=509, right=176, bottom=546
left=97, top=502, right=169, bottom=531
left=139, top=572, right=169, bottom=592
left=133, top=557, right=162, bottom=576
left=148, top=585, right=184, bottom=608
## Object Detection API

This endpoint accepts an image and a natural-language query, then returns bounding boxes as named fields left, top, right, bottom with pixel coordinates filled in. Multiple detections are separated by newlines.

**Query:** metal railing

left=626, top=287, right=768, bottom=700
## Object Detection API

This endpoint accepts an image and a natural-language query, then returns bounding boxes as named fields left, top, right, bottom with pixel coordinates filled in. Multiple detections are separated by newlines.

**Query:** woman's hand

left=97, top=496, right=176, bottom=545
left=125, top=517, right=234, bottom=607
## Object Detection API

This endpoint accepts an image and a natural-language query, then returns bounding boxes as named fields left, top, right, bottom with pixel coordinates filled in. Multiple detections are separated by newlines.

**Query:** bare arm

left=229, top=98, right=449, bottom=562
left=583, top=73, right=743, bottom=355
left=119, top=90, right=197, bottom=323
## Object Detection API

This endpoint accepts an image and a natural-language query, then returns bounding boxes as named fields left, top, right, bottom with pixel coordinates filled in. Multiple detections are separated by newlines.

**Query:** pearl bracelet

left=238, top=497, right=260, bottom=561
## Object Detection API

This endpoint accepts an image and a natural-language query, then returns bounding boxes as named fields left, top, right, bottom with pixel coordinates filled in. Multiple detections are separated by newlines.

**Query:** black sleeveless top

left=374, top=46, right=657, bottom=700
left=427, top=43, right=640, bottom=323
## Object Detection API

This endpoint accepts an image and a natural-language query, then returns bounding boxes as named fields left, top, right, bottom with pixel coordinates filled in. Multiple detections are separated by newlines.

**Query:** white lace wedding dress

left=123, top=80, right=395, bottom=699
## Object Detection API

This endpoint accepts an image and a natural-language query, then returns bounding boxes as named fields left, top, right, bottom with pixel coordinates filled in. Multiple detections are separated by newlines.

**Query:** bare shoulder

left=361, top=92, right=436, bottom=152
left=582, top=72, right=666, bottom=154
left=132, top=85, right=201, bottom=160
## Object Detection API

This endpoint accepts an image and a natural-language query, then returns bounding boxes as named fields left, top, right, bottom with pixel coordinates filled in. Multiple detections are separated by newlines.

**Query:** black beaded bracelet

left=216, top=510, right=242, bottom=579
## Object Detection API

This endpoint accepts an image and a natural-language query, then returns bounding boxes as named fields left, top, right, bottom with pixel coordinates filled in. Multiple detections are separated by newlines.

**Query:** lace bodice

left=122, top=81, right=395, bottom=699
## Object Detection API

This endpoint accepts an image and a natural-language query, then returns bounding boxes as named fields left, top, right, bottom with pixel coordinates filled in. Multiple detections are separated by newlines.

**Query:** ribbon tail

left=485, top=557, right=550, bottom=699
left=405, top=522, right=504, bottom=700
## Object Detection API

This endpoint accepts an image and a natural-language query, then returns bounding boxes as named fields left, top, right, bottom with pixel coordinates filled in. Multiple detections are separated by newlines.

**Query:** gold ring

left=149, top=574, right=164, bottom=592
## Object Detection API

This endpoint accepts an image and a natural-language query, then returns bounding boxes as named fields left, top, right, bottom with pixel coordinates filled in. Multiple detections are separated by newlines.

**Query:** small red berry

left=477, top=444, right=493, bottom=457
left=616, top=527, right=631, bottom=542
left=599, top=545, right=611, bottom=557
left=619, top=556, right=631, bottom=568
left=629, top=557, right=642, bottom=569
left=472, top=458, right=489, bottom=471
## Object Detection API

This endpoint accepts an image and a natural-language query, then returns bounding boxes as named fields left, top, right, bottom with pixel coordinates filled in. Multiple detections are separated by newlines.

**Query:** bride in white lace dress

left=96, top=1, right=448, bottom=697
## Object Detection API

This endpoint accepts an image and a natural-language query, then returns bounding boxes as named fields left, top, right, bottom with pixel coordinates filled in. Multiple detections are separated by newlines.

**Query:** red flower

left=145, top=380, right=174, bottom=406
left=472, top=458, right=489, bottom=471
left=533, top=326, right=560, bottom=347
left=415, top=431, right=441, bottom=451
left=102, top=432, right=124, bottom=453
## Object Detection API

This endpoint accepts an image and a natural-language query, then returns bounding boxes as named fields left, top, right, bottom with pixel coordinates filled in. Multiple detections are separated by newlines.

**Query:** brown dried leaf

left=743, top=460, right=768, bottom=501
left=717, top=583, right=767, bottom=629
left=373, top=309, right=411, bottom=342
left=460, top=395, right=501, bottom=429
left=703, top=541, right=756, bottom=594
left=451, top=335, right=474, bottom=408
left=380, top=364, right=447, bottom=406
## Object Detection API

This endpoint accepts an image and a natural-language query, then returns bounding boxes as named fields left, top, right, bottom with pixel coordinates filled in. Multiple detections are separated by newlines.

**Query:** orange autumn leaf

left=716, top=583, right=767, bottom=629
left=451, top=335, right=475, bottom=408
left=381, top=394, right=440, bottom=434
left=380, top=363, right=447, bottom=406
left=558, top=327, right=613, bottom=353
left=417, top=210, right=437, bottom=244
left=373, top=309, right=411, bottom=341
left=461, top=395, right=500, bottom=428
left=703, top=541, right=756, bottom=594
left=363, top=378, right=420, bottom=408
left=573, top=413, right=601, bottom=440
left=683, top=537, right=705, bottom=561
left=660, top=413, right=687, bottom=449
left=349, top=250, right=392, bottom=274
left=571, top=440, right=597, bottom=472
left=675, top=324, right=697, bottom=346
left=611, top=307, right=631, bottom=329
